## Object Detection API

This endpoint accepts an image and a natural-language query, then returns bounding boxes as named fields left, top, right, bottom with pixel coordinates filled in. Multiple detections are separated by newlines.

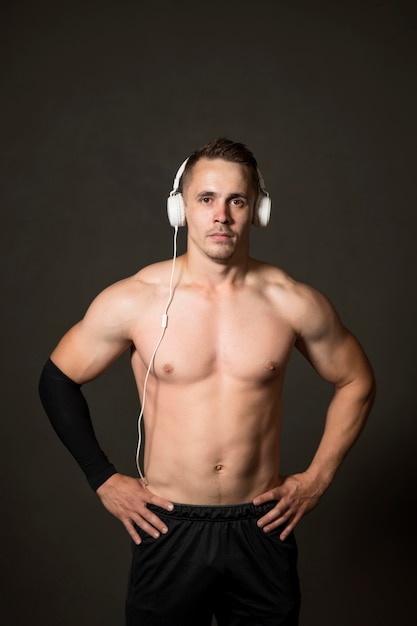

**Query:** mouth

left=208, top=230, right=234, bottom=241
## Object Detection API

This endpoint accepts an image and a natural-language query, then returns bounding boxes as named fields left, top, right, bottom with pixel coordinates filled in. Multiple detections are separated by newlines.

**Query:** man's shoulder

left=251, top=259, right=335, bottom=320
left=105, top=259, right=173, bottom=292
left=132, top=259, right=176, bottom=286
left=87, top=260, right=174, bottom=314
left=251, top=259, right=311, bottom=297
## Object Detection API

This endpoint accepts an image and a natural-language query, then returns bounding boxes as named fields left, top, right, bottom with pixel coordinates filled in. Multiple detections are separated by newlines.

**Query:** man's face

left=182, top=158, right=257, bottom=263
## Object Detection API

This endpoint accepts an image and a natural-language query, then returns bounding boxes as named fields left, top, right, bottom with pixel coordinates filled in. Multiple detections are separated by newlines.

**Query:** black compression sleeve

left=38, top=358, right=117, bottom=491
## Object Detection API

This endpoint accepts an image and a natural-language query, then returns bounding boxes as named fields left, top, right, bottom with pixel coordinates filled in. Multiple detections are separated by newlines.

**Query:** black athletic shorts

left=125, top=501, right=301, bottom=626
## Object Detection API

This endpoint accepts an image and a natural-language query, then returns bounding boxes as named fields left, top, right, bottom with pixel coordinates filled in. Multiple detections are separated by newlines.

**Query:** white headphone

left=167, top=158, right=272, bottom=228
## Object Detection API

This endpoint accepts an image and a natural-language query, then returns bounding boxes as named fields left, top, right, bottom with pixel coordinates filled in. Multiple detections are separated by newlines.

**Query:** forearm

left=38, top=358, right=117, bottom=491
left=252, top=379, right=375, bottom=539
left=306, top=378, right=376, bottom=492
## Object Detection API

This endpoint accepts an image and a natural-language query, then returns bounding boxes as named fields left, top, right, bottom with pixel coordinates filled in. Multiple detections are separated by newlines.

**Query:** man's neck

left=179, top=250, right=252, bottom=291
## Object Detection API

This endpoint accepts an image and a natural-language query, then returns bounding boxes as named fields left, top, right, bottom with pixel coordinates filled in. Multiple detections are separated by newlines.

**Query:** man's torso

left=127, top=256, right=300, bottom=505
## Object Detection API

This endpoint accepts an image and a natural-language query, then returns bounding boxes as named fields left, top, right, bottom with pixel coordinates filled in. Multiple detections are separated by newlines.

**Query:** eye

left=230, top=198, right=245, bottom=207
left=200, top=196, right=212, bottom=204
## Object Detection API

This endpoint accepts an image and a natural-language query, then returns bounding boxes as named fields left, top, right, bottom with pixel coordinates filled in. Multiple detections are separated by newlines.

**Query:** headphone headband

left=171, top=158, right=189, bottom=193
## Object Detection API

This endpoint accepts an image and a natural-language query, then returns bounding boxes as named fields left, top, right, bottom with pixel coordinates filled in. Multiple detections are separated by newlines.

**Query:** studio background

left=1, top=1, right=416, bottom=624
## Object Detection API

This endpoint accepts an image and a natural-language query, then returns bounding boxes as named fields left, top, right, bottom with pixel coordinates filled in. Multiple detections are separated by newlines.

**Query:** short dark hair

left=179, top=137, right=259, bottom=193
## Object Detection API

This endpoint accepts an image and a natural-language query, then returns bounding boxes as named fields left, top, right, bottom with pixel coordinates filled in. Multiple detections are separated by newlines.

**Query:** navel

left=215, top=464, right=224, bottom=473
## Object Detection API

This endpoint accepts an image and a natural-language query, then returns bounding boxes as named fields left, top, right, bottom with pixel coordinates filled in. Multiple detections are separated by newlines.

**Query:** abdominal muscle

left=135, top=373, right=283, bottom=505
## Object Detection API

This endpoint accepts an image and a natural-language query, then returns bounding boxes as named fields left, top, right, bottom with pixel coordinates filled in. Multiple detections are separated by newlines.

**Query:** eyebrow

left=196, top=190, right=218, bottom=199
left=196, top=191, right=249, bottom=200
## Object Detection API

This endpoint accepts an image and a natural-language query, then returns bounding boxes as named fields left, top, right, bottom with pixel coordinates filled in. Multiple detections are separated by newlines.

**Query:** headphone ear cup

left=254, top=194, right=271, bottom=227
left=167, top=193, right=186, bottom=227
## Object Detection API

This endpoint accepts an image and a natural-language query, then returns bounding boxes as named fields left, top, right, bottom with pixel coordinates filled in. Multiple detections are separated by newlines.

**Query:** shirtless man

left=39, top=137, right=376, bottom=625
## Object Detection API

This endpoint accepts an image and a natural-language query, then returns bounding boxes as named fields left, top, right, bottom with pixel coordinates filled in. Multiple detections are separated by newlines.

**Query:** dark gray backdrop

left=1, top=1, right=416, bottom=624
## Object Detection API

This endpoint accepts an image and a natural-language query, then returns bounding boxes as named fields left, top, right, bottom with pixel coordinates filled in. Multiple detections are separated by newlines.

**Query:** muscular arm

left=254, top=285, right=376, bottom=538
left=297, top=324, right=375, bottom=488
left=39, top=280, right=173, bottom=543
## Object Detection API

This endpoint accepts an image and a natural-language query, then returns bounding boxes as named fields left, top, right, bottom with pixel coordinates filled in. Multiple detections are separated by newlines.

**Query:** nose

left=214, top=200, right=230, bottom=224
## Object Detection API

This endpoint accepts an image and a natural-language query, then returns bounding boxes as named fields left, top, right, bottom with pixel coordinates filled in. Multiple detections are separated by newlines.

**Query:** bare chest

left=132, top=288, right=296, bottom=385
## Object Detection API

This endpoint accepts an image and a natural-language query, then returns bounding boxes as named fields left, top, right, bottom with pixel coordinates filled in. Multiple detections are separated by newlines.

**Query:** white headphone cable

left=135, top=226, right=179, bottom=479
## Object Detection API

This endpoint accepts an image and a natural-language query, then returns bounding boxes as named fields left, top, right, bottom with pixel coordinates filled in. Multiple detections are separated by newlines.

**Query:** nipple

left=266, top=361, right=277, bottom=372
left=163, top=363, right=174, bottom=374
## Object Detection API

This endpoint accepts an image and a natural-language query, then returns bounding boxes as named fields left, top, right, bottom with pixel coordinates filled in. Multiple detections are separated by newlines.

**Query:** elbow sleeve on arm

left=38, top=358, right=117, bottom=491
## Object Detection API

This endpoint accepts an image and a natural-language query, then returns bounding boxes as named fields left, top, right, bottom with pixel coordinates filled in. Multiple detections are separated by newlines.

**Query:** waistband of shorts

left=148, top=500, right=277, bottom=521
